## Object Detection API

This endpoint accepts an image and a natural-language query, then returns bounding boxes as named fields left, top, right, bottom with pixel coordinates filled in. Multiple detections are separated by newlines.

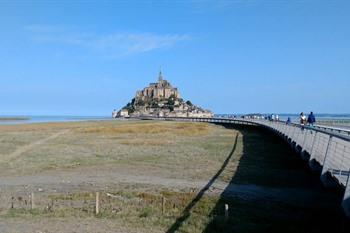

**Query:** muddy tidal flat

left=0, top=117, right=30, bottom=121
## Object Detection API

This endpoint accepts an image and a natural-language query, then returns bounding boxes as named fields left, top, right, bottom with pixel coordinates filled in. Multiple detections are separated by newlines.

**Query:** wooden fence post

left=162, top=196, right=166, bottom=215
left=31, top=192, right=35, bottom=209
left=95, top=192, right=100, bottom=215
left=224, top=204, right=229, bottom=221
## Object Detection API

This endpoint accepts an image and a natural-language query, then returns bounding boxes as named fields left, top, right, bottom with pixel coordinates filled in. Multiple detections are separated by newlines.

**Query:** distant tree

left=127, top=107, right=135, bottom=114
left=186, top=100, right=193, bottom=106
left=151, top=102, right=159, bottom=108
left=137, top=100, right=145, bottom=106
left=122, top=102, right=135, bottom=114
left=168, top=98, right=175, bottom=106
left=123, top=101, right=132, bottom=109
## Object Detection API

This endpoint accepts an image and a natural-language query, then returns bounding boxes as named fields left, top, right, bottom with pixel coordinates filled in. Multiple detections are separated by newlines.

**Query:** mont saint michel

left=113, top=71, right=213, bottom=118
left=2, top=1, right=350, bottom=232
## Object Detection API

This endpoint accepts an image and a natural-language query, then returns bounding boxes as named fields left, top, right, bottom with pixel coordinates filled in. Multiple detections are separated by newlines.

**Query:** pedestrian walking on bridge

left=307, top=111, right=316, bottom=134
left=300, top=112, right=307, bottom=130
left=307, top=111, right=316, bottom=126
left=286, top=117, right=291, bottom=125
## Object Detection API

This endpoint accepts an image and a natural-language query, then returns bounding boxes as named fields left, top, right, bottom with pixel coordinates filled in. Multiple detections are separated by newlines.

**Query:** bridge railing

left=244, top=118, right=350, bottom=216
left=252, top=119, right=350, bottom=186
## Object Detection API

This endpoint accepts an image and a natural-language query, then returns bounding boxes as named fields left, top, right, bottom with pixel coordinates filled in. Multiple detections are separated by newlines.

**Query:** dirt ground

left=0, top=120, right=240, bottom=232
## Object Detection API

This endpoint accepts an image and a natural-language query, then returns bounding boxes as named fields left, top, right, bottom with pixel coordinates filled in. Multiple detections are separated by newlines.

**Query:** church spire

left=158, top=67, right=163, bottom=82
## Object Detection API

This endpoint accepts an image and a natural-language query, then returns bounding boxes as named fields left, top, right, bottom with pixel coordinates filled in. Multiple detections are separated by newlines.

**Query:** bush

left=186, top=100, right=193, bottom=106
left=139, top=207, right=153, bottom=218
left=168, top=98, right=175, bottom=106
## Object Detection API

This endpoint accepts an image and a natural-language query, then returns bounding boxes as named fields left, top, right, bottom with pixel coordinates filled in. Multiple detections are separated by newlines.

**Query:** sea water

left=0, top=115, right=111, bottom=125
left=1, top=114, right=350, bottom=126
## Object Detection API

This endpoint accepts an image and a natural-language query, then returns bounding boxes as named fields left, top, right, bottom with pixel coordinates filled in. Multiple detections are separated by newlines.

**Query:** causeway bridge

left=137, top=116, right=350, bottom=217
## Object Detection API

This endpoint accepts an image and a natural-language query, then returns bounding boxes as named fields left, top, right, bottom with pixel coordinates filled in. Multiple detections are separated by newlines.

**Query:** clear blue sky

left=1, top=0, right=349, bottom=116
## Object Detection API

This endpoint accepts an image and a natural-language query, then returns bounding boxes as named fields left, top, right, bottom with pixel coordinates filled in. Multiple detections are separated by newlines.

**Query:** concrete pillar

left=300, top=130, right=313, bottom=161
left=287, top=127, right=295, bottom=146
left=320, top=135, right=338, bottom=187
left=308, top=132, right=322, bottom=171
left=308, top=158, right=322, bottom=172
left=300, top=151, right=310, bottom=161
left=342, top=172, right=350, bottom=217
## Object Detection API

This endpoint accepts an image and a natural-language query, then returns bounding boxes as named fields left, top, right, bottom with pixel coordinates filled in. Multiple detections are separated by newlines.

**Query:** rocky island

left=113, top=71, right=213, bottom=118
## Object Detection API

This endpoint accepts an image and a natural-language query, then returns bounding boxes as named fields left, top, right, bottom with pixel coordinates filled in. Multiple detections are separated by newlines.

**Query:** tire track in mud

left=5, top=129, right=70, bottom=160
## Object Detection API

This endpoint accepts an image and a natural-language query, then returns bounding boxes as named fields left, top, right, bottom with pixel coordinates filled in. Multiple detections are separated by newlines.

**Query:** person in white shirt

left=300, top=112, right=307, bottom=130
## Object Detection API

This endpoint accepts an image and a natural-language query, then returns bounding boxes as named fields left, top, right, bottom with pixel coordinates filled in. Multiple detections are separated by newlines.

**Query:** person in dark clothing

left=307, top=111, right=316, bottom=126
left=300, top=112, right=307, bottom=131
left=286, top=117, right=291, bottom=125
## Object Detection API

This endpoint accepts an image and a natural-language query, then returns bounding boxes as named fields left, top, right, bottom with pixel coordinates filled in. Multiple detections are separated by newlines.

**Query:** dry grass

left=0, top=120, right=241, bottom=232
left=0, top=188, right=220, bottom=233
left=0, top=120, right=237, bottom=181
left=77, top=121, right=211, bottom=137
left=119, top=138, right=174, bottom=146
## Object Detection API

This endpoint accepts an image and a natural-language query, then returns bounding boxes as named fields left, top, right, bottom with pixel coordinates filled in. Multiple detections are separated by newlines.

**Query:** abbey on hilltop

left=113, top=70, right=213, bottom=118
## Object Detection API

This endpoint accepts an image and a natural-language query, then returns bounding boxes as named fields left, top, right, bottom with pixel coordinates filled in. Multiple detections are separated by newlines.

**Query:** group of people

left=296, top=112, right=316, bottom=131
left=285, top=112, right=316, bottom=128
left=300, top=111, right=316, bottom=126
left=268, top=114, right=279, bottom=121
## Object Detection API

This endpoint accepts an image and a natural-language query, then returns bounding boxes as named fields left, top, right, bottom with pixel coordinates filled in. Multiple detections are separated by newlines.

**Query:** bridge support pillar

left=342, top=172, right=350, bottom=218
left=308, top=158, right=322, bottom=172
left=320, top=136, right=338, bottom=187
left=320, top=169, right=338, bottom=187
left=300, top=150, right=310, bottom=161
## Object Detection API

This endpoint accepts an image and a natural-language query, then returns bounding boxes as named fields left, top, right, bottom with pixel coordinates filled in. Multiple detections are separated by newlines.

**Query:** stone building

left=136, top=71, right=180, bottom=101
left=114, top=70, right=213, bottom=118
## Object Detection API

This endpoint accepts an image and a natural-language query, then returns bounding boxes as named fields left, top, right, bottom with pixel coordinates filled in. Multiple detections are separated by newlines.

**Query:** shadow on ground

left=166, top=124, right=350, bottom=233
left=165, top=133, right=239, bottom=233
